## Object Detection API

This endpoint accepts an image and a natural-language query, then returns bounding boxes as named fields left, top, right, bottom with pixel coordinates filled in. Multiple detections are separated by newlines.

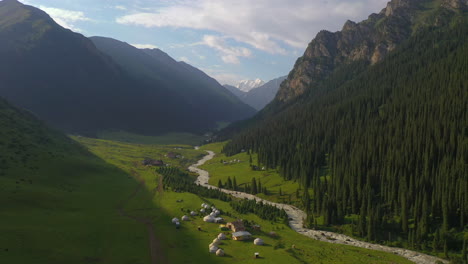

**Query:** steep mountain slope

left=90, top=37, right=255, bottom=121
left=0, top=0, right=254, bottom=136
left=224, top=84, right=247, bottom=98
left=223, top=0, right=467, bottom=259
left=275, top=0, right=466, bottom=104
left=224, top=76, right=287, bottom=110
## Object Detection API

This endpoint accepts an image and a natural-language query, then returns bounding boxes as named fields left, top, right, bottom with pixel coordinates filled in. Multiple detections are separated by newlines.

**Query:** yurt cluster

left=172, top=202, right=266, bottom=258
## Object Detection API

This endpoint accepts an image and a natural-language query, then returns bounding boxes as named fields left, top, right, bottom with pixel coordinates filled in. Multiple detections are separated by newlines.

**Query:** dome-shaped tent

left=200, top=208, right=206, bottom=213
left=181, top=215, right=189, bottom=221
left=217, top=233, right=227, bottom=240
left=254, top=238, right=264, bottom=245
left=216, top=249, right=225, bottom=256
left=209, top=245, right=218, bottom=253
left=212, top=238, right=221, bottom=245
left=171, top=217, right=179, bottom=224
left=190, top=211, right=197, bottom=216
left=203, top=215, right=215, bottom=223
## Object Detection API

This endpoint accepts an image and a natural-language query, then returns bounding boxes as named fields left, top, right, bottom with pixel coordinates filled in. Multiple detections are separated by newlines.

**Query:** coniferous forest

left=223, top=15, right=467, bottom=256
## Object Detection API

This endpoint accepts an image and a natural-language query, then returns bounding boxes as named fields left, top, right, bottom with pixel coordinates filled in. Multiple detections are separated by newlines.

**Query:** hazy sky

left=20, top=0, right=389, bottom=85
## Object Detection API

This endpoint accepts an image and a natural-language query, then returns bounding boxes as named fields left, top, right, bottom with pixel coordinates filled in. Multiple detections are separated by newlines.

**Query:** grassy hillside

left=0, top=97, right=207, bottom=264
left=77, top=137, right=411, bottom=264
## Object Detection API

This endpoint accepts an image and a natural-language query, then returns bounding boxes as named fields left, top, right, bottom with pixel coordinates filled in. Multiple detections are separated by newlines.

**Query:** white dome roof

left=171, top=218, right=179, bottom=223
left=212, top=238, right=221, bottom=245
left=203, top=215, right=215, bottom=223
left=181, top=215, right=189, bottom=221
left=216, top=249, right=225, bottom=256
left=209, top=246, right=218, bottom=253
left=217, top=233, right=227, bottom=240
left=254, top=238, right=264, bottom=245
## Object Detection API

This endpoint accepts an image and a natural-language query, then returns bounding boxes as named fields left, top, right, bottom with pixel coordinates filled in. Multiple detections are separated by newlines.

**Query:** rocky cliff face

left=276, top=0, right=465, bottom=102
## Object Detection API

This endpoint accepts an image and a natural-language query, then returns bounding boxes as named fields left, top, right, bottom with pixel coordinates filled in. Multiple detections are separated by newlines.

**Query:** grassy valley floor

left=74, top=137, right=411, bottom=264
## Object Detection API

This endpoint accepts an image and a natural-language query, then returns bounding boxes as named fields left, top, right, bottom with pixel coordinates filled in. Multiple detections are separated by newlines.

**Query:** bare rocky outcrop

left=276, top=0, right=463, bottom=103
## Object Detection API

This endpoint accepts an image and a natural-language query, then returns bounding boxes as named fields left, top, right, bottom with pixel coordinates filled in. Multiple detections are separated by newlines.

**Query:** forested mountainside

left=0, top=0, right=254, bottom=137
left=223, top=0, right=467, bottom=258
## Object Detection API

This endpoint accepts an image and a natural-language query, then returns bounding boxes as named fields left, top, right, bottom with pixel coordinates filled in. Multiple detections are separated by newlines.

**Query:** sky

left=19, top=0, right=389, bottom=85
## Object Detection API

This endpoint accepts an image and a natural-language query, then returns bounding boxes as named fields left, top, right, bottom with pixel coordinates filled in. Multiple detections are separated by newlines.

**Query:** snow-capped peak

left=236, top=78, right=265, bottom=92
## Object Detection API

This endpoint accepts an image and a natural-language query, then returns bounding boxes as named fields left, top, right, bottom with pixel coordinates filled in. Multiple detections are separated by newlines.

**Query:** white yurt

left=190, top=211, right=197, bottom=216
left=214, top=210, right=221, bottom=216
left=171, top=217, right=179, bottom=224
left=217, top=233, right=227, bottom=240
left=216, top=249, right=225, bottom=256
left=205, top=205, right=211, bottom=209
left=203, top=215, right=215, bottom=223
left=212, top=238, right=221, bottom=245
left=254, top=238, right=264, bottom=245
left=201, top=203, right=206, bottom=208
left=181, top=215, right=190, bottom=221
left=210, top=212, right=216, bottom=217
left=209, top=246, right=218, bottom=253
left=200, top=208, right=206, bottom=213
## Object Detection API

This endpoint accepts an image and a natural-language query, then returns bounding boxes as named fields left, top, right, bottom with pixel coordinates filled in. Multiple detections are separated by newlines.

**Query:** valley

left=1, top=0, right=466, bottom=263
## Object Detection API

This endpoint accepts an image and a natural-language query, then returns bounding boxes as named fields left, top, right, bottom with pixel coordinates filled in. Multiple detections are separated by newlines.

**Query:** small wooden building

left=226, top=220, right=245, bottom=232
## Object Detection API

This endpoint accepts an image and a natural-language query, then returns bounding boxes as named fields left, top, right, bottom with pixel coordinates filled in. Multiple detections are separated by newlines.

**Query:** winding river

left=189, top=150, right=447, bottom=264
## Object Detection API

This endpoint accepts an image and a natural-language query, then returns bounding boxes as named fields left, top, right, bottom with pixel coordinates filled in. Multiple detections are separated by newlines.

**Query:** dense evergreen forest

left=223, top=14, right=467, bottom=258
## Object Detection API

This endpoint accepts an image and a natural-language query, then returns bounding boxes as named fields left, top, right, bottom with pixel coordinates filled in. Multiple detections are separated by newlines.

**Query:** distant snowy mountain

left=236, top=79, right=265, bottom=92
left=225, top=76, right=286, bottom=111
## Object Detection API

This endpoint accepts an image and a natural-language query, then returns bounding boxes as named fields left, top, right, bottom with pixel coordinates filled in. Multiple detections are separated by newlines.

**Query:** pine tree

left=218, top=179, right=223, bottom=188
left=227, top=176, right=233, bottom=189
left=252, top=178, right=258, bottom=194
left=233, top=176, right=237, bottom=191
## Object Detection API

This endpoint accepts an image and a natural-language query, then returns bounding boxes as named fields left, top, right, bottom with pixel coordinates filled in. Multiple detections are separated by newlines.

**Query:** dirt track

left=189, top=150, right=448, bottom=264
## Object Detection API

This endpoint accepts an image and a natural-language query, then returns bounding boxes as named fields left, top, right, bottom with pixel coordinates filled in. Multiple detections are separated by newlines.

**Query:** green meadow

left=2, top=134, right=411, bottom=263
left=199, top=142, right=302, bottom=205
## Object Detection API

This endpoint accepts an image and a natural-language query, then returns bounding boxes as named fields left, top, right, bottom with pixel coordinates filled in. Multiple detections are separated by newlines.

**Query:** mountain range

left=0, top=0, right=255, bottom=136
left=224, top=76, right=287, bottom=110
left=235, top=79, right=265, bottom=92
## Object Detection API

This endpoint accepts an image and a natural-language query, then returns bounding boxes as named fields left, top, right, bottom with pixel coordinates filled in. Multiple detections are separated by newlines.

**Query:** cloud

left=114, top=5, right=127, bottom=11
left=200, top=35, right=251, bottom=64
left=200, top=67, right=246, bottom=85
left=131, top=43, right=159, bottom=49
left=39, top=6, right=91, bottom=32
left=116, top=0, right=388, bottom=54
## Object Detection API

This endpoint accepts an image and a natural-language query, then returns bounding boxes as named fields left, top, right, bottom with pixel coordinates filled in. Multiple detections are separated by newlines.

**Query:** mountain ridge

left=0, top=1, right=255, bottom=136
